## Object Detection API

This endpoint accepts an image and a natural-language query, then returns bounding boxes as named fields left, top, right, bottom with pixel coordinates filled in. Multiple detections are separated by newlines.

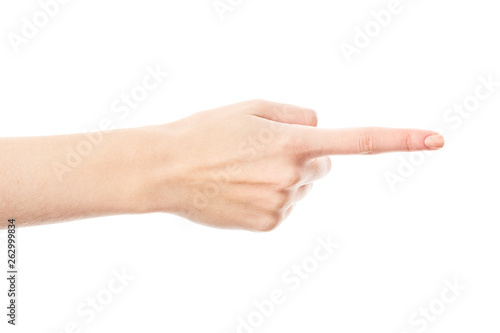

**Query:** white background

left=1, top=0, right=499, bottom=332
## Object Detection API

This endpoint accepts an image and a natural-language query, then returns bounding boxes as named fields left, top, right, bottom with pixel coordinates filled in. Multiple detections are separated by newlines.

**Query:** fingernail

left=424, top=134, right=445, bottom=150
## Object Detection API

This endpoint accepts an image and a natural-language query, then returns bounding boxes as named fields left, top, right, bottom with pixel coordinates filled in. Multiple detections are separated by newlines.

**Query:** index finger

left=296, top=127, right=445, bottom=157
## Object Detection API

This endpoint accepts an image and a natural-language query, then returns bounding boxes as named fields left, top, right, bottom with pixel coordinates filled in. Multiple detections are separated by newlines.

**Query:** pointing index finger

left=298, top=127, right=445, bottom=157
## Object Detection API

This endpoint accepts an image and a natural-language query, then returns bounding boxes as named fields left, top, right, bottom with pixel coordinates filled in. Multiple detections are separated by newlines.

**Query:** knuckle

left=277, top=132, right=295, bottom=149
left=300, top=183, right=314, bottom=199
left=304, top=109, right=318, bottom=126
left=403, top=132, right=417, bottom=152
left=277, top=131, right=308, bottom=158
left=256, top=212, right=282, bottom=232
left=297, top=183, right=314, bottom=201
left=356, top=131, right=375, bottom=154
left=276, top=168, right=302, bottom=188
left=277, top=134, right=303, bottom=157
left=268, top=190, right=291, bottom=210
left=303, top=183, right=314, bottom=194
left=280, top=105, right=318, bottom=126
left=324, top=157, right=332, bottom=173
left=250, top=99, right=271, bottom=109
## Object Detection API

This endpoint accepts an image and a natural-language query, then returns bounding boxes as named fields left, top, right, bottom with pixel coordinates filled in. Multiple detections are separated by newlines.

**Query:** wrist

left=126, top=124, right=183, bottom=215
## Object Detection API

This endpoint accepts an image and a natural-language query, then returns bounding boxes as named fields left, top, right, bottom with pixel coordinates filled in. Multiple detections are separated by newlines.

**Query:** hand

left=145, top=100, right=444, bottom=231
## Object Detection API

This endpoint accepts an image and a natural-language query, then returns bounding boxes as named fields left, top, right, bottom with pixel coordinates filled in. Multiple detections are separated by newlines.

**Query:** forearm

left=0, top=126, right=172, bottom=228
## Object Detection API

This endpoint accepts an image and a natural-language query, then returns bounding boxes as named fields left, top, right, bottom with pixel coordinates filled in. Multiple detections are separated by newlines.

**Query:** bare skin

left=0, top=100, right=444, bottom=231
